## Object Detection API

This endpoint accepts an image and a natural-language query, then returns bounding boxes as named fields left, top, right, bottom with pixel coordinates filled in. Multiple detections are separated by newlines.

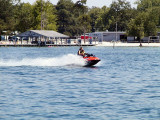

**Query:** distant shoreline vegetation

left=0, top=0, right=160, bottom=41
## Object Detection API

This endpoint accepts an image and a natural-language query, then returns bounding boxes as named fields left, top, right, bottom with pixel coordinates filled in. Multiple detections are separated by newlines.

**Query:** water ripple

left=1, top=47, right=160, bottom=120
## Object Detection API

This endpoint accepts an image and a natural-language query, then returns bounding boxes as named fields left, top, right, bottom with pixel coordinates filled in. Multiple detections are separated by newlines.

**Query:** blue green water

left=0, top=47, right=160, bottom=120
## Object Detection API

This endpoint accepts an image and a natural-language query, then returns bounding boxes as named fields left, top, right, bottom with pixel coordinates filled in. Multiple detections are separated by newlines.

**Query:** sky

left=21, top=0, right=138, bottom=8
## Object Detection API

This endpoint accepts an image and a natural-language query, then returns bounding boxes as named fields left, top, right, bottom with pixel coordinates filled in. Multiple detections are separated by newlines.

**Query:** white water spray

left=0, top=54, right=86, bottom=67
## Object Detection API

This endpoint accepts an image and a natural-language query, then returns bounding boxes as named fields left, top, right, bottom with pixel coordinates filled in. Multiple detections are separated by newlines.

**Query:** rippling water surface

left=0, top=47, right=160, bottom=120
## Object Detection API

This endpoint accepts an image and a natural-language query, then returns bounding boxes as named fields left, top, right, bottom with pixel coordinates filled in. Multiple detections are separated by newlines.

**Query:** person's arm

left=78, top=50, right=80, bottom=55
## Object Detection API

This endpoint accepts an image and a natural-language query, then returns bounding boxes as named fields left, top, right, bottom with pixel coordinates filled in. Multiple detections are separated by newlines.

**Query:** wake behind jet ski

left=77, top=47, right=100, bottom=67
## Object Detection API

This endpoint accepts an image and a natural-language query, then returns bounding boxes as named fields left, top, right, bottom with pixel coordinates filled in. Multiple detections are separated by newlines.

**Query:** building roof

left=15, top=30, right=69, bottom=38
left=92, top=31, right=126, bottom=34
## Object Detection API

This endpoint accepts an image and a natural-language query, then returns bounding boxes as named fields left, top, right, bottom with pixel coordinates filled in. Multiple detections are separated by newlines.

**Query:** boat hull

left=83, top=55, right=101, bottom=67
left=84, top=59, right=100, bottom=67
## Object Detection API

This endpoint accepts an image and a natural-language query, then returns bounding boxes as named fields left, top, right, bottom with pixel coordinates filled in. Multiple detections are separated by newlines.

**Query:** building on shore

left=89, top=31, right=127, bottom=43
left=158, top=32, right=160, bottom=37
left=127, top=36, right=160, bottom=43
left=1, top=30, right=160, bottom=46
left=13, top=30, right=69, bottom=45
left=88, top=31, right=160, bottom=43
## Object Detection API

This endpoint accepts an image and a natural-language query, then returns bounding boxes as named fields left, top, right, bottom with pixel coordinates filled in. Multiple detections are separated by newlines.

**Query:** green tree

left=107, top=0, right=133, bottom=31
left=144, top=8, right=158, bottom=36
left=88, top=6, right=108, bottom=32
left=56, top=0, right=74, bottom=35
left=43, top=1, right=57, bottom=30
left=133, top=0, right=160, bottom=36
left=74, top=0, right=88, bottom=17
left=32, top=0, right=57, bottom=30
left=0, top=0, right=20, bottom=35
left=15, top=3, right=34, bottom=32
left=136, top=0, right=160, bottom=11
left=127, top=12, right=147, bottom=41
left=94, top=6, right=110, bottom=31
left=78, top=14, right=91, bottom=43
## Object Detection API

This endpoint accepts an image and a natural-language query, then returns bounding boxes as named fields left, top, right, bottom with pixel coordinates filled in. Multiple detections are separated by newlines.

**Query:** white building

left=89, top=31, right=127, bottom=42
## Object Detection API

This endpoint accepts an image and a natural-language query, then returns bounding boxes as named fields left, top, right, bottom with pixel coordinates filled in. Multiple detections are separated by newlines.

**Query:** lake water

left=0, top=46, right=160, bottom=120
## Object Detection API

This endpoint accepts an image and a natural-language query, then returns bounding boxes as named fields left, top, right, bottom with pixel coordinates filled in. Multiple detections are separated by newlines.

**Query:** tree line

left=0, top=0, right=160, bottom=40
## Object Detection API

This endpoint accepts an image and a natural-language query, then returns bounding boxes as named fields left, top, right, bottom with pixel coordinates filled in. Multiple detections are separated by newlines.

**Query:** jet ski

left=83, top=53, right=101, bottom=67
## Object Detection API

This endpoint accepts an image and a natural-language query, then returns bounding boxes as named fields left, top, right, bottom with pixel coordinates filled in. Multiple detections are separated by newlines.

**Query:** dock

left=0, top=44, right=96, bottom=47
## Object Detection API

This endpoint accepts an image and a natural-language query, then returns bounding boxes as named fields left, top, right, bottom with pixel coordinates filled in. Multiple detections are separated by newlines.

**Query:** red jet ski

left=83, top=53, right=101, bottom=67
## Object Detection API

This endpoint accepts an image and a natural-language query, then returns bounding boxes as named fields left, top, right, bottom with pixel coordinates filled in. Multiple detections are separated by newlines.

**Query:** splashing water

left=0, top=54, right=86, bottom=67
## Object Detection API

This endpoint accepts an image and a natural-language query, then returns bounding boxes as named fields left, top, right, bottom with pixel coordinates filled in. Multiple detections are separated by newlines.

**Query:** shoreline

left=96, top=42, right=160, bottom=47
left=0, top=42, right=160, bottom=47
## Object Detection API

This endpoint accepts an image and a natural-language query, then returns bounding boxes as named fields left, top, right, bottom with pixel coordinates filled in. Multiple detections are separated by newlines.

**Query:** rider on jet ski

left=77, top=47, right=100, bottom=66
left=78, top=47, right=85, bottom=57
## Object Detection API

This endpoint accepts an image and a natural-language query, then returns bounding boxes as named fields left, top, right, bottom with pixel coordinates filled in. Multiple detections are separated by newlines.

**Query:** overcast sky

left=21, top=0, right=137, bottom=8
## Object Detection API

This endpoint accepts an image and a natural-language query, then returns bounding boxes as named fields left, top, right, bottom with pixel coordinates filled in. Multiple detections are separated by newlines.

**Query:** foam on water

left=0, top=54, right=86, bottom=67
